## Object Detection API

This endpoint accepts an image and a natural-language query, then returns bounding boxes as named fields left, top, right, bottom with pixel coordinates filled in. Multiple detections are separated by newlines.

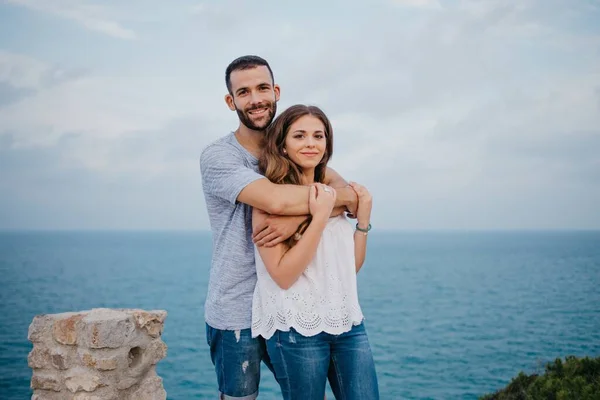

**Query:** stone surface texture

left=28, top=308, right=167, bottom=400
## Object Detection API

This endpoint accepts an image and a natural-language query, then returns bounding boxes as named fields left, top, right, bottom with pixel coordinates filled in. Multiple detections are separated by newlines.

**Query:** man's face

left=225, top=66, right=280, bottom=131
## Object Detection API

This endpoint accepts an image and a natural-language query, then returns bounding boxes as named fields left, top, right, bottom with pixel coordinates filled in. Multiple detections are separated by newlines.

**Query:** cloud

left=5, top=0, right=137, bottom=39
left=0, top=50, right=48, bottom=89
left=1, top=0, right=599, bottom=230
left=390, top=0, right=442, bottom=10
left=0, top=83, right=33, bottom=107
left=0, top=116, right=215, bottom=230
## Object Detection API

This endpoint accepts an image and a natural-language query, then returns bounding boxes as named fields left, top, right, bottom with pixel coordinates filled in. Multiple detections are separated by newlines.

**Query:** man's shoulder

left=201, top=133, right=234, bottom=155
left=200, top=133, right=241, bottom=165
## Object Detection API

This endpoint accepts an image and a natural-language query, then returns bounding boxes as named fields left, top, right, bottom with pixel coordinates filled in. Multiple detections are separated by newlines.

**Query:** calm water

left=0, top=231, right=599, bottom=399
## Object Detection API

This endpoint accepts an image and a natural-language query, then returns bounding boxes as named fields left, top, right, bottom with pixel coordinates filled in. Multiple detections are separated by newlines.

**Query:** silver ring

left=323, top=186, right=331, bottom=193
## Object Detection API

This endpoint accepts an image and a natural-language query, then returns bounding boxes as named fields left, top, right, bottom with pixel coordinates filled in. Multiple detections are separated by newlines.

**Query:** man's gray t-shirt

left=200, top=132, right=264, bottom=330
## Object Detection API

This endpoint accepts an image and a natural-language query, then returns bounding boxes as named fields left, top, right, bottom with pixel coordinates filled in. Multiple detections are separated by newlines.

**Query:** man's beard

left=236, top=101, right=277, bottom=131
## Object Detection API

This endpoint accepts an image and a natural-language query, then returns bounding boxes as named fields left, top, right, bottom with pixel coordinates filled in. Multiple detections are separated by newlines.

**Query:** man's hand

left=345, top=189, right=358, bottom=219
left=333, top=185, right=358, bottom=218
left=252, top=211, right=308, bottom=247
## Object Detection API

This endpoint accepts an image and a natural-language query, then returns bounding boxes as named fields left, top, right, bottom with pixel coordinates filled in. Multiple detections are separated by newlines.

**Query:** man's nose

left=250, top=91, right=262, bottom=105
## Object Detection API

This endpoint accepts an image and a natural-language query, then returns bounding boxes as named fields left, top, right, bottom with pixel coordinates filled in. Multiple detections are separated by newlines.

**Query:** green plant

left=480, top=355, right=600, bottom=400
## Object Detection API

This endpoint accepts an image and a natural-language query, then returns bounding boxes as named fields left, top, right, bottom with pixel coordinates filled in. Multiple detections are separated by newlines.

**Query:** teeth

left=249, top=108, right=267, bottom=115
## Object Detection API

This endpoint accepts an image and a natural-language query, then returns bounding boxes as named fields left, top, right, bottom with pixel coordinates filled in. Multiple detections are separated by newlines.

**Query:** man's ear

left=274, top=84, right=281, bottom=102
left=225, top=93, right=236, bottom=111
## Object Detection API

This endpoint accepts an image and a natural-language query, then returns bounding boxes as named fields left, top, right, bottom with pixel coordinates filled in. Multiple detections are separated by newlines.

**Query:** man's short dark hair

left=225, top=55, right=274, bottom=95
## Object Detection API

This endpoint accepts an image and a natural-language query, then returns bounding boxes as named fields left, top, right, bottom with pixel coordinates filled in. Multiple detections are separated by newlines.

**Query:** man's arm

left=324, top=167, right=358, bottom=216
left=238, top=174, right=353, bottom=216
left=238, top=179, right=310, bottom=215
left=247, top=167, right=357, bottom=246
left=201, top=143, right=310, bottom=215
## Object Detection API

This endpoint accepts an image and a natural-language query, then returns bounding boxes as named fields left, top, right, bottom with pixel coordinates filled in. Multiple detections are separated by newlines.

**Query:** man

left=200, top=55, right=357, bottom=399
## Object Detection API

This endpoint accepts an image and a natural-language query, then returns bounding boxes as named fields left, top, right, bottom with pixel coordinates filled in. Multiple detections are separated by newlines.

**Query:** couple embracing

left=200, top=55, right=379, bottom=400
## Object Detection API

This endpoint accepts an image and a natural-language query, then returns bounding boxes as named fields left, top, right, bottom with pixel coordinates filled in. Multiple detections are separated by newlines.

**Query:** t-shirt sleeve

left=200, top=144, right=265, bottom=204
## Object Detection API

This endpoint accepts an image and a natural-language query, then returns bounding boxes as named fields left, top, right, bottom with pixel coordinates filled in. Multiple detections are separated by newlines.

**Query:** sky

left=0, top=0, right=599, bottom=231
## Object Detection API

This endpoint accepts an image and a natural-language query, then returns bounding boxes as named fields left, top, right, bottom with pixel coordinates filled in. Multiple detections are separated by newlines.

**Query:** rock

left=28, top=315, right=54, bottom=344
left=64, top=367, right=103, bottom=393
left=80, top=352, right=119, bottom=371
left=53, top=314, right=84, bottom=345
left=28, top=308, right=168, bottom=399
left=31, top=374, right=62, bottom=392
left=126, top=375, right=167, bottom=400
left=28, top=347, right=51, bottom=369
left=80, top=309, right=136, bottom=349
left=147, top=340, right=168, bottom=365
left=132, top=310, right=167, bottom=338
left=50, top=349, right=70, bottom=370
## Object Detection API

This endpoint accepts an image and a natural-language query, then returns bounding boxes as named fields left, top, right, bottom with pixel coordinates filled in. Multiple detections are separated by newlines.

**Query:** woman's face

left=283, top=115, right=327, bottom=171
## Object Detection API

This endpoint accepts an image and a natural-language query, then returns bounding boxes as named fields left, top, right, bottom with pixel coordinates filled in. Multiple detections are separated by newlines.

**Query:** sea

left=0, top=230, right=598, bottom=399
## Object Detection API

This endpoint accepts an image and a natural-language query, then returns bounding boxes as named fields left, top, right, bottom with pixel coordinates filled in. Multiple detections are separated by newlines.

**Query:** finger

left=310, top=184, right=317, bottom=200
left=253, top=226, right=272, bottom=243
left=321, top=184, right=334, bottom=195
left=256, top=231, right=279, bottom=247
left=252, top=221, right=268, bottom=237
left=263, top=235, right=286, bottom=248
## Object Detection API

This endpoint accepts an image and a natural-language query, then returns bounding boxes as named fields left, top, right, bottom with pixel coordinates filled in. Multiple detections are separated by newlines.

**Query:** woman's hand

left=309, top=183, right=336, bottom=221
left=349, top=182, right=372, bottom=228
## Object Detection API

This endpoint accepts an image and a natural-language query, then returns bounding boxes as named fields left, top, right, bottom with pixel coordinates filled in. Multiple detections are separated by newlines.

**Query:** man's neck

left=234, top=125, right=264, bottom=158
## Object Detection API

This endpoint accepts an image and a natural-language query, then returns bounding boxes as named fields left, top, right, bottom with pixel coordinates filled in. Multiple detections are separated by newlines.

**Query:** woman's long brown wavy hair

left=258, top=104, right=334, bottom=248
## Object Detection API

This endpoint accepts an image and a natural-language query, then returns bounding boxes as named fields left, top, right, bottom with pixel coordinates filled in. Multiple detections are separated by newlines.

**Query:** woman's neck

left=300, top=168, right=316, bottom=185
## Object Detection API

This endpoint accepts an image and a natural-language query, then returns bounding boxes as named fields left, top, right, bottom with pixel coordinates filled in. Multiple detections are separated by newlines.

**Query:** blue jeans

left=266, top=323, right=379, bottom=400
left=206, top=323, right=275, bottom=399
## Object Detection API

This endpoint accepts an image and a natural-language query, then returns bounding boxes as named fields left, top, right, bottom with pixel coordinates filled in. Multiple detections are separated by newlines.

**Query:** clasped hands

left=252, top=182, right=364, bottom=248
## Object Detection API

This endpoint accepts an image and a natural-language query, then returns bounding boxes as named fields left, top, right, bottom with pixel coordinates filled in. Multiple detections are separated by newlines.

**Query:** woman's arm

left=349, top=182, right=372, bottom=273
left=253, top=184, right=335, bottom=290
left=354, top=229, right=369, bottom=273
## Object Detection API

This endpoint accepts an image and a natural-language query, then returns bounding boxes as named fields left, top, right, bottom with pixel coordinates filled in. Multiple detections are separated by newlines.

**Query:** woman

left=251, top=104, right=379, bottom=400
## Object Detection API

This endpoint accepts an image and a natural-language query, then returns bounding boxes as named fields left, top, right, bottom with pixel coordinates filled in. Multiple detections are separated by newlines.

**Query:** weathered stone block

left=80, top=352, right=120, bottom=371
left=28, top=347, right=51, bottom=369
left=132, top=310, right=167, bottom=338
left=125, top=375, right=167, bottom=400
left=53, top=314, right=84, bottom=345
left=31, top=373, right=62, bottom=392
left=50, top=349, right=70, bottom=370
left=116, top=376, right=138, bottom=390
left=65, top=367, right=104, bottom=393
left=31, top=391, right=63, bottom=400
left=29, top=346, right=73, bottom=370
left=28, top=315, right=54, bottom=343
left=71, top=387, right=118, bottom=400
left=147, top=340, right=168, bottom=365
left=80, top=309, right=136, bottom=349
left=28, top=308, right=168, bottom=399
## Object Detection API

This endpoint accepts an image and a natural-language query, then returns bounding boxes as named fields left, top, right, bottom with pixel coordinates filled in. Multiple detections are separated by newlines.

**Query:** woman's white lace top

left=251, top=215, right=364, bottom=339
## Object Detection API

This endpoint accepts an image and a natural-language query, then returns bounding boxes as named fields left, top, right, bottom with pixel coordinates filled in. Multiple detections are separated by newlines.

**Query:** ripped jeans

left=266, top=322, right=379, bottom=400
left=206, top=324, right=276, bottom=399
